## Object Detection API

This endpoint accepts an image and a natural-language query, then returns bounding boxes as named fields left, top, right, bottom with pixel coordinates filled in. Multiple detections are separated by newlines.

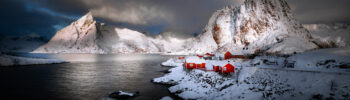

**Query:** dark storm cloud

left=23, top=0, right=87, bottom=16
left=287, top=0, right=350, bottom=24
left=0, top=0, right=66, bottom=38
left=0, top=0, right=89, bottom=39
left=1, top=0, right=349, bottom=39
left=75, top=0, right=244, bottom=37
left=21, top=0, right=244, bottom=37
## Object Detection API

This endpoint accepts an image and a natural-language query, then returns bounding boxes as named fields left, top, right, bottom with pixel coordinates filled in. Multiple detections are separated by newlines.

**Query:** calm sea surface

left=0, top=54, right=178, bottom=100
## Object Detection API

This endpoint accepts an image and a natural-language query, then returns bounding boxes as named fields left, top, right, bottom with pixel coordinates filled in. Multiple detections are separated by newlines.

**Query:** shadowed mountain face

left=34, top=0, right=320, bottom=54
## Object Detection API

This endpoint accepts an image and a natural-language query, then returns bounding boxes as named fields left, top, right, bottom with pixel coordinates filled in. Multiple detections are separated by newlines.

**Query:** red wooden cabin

left=221, top=63, right=235, bottom=73
left=185, top=62, right=196, bottom=69
left=196, top=54, right=204, bottom=58
left=178, top=56, right=185, bottom=60
left=205, top=53, right=215, bottom=57
left=224, top=51, right=232, bottom=59
left=231, top=55, right=245, bottom=59
left=184, top=56, right=206, bottom=69
left=224, top=51, right=245, bottom=59
left=213, top=65, right=221, bottom=72
left=196, top=63, right=206, bottom=69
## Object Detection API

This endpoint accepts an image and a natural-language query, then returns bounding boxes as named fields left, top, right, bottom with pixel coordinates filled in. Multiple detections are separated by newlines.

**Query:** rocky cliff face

left=187, top=0, right=318, bottom=54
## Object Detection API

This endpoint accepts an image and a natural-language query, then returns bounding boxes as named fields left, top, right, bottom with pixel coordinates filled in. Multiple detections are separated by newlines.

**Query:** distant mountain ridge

left=303, top=23, right=350, bottom=48
left=0, top=33, right=46, bottom=52
left=35, top=0, right=325, bottom=54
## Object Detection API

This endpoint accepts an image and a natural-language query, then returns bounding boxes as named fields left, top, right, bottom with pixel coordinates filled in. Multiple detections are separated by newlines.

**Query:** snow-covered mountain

left=151, top=32, right=189, bottom=53
left=33, top=13, right=180, bottom=53
left=186, top=0, right=318, bottom=54
left=96, top=25, right=160, bottom=53
left=33, top=12, right=104, bottom=53
left=35, top=0, right=321, bottom=54
left=303, top=23, right=350, bottom=48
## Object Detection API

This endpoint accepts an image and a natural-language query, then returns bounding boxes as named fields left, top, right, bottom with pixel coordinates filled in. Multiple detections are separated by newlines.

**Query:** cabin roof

left=185, top=56, right=206, bottom=63
left=224, top=63, right=234, bottom=67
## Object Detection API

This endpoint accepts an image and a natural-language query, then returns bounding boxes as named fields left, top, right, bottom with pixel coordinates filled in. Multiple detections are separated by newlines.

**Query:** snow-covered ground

left=161, top=58, right=183, bottom=67
left=152, top=1, right=350, bottom=98
left=153, top=48, right=350, bottom=100
left=288, top=47, right=350, bottom=69
left=0, top=54, right=66, bottom=66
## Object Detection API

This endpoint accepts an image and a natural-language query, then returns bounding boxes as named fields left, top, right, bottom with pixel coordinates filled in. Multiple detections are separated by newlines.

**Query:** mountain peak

left=189, top=0, right=317, bottom=54
left=33, top=11, right=162, bottom=54
left=74, top=12, right=95, bottom=28
left=81, top=12, right=94, bottom=21
left=33, top=11, right=102, bottom=53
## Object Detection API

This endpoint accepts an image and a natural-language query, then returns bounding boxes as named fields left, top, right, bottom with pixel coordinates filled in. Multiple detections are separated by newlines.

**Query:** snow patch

left=161, top=58, right=183, bottom=67
left=118, top=91, right=134, bottom=96
left=159, top=96, right=173, bottom=100
left=185, top=56, right=206, bottom=63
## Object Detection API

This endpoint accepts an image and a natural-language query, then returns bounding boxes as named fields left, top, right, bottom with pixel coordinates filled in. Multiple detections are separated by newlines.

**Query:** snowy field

left=153, top=48, right=350, bottom=100
left=288, top=47, right=350, bottom=69
left=0, top=54, right=67, bottom=66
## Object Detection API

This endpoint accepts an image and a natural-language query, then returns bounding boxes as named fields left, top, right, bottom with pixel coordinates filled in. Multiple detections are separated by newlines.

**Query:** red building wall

left=186, top=63, right=196, bottom=69
left=222, top=64, right=235, bottom=73
left=224, top=51, right=232, bottom=59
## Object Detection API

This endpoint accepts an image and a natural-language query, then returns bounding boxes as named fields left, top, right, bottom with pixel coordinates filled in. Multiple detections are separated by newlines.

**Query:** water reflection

left=53, top=54, right=155, bottom=63
left=0, top=54, right=175, bottom=100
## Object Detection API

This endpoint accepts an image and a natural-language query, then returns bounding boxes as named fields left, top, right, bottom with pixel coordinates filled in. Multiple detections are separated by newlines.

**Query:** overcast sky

left=0, top=0, right=349, bottom=39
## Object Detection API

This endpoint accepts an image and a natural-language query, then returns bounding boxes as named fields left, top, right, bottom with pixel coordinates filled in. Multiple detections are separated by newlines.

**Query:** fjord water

left=0, top=54, right=176, bottom=100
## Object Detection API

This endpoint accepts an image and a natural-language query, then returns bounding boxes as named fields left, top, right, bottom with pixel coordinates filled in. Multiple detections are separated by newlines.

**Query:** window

left=223, top=67, right=227, bottom=71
